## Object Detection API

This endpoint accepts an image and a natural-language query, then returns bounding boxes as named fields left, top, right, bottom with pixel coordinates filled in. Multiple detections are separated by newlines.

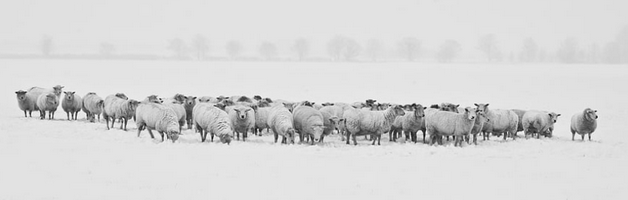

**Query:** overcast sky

left=1, top=0, right=626, bottom=55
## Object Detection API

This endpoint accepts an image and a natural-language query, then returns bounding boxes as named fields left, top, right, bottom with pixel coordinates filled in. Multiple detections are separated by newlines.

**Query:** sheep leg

left=158, top=131, right=165, bottom=142
left=571, top=132, right=575, bottom=141
left=274, top=132, right=279, bottom=143
left=473, top=134, right=478, bottom=145
left=377, top=134, right=381, bottom=145
left=389, top=131, right=393, bottom=142
left=137, top=125, right=143, bottom=137
left=352, top=134, right=358, bottom=146
left=422, top=131, right=426, bottom=144
left=39, top=110, right=45, bottom=120
left=210, top=132, right=215, bottom=142
left=111, top=118, right=116, bottom=130
left=346, top=132, right=351, bottom=145
left=588, top=134, right=591, bottom=141
left=581, top=134, right=585, bottom=141
left=503, top=132, right=507, bottom=140
left=147, top=129, right=156, bottom=139
left=243, top=130, right=248, bottom=142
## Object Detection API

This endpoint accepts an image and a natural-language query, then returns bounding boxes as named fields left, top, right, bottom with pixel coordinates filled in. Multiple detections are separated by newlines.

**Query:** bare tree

left=477, top=34, right=500, bottom=62
left=397, top=37, right=421, bottom=61
left=99, top=42, right=115, bottom=57
left=41, top=35, right=53, bottom=56
left=365, top=39, right=384, bottom=62
left=167, top=38, right=189, bottom=60
left=226, top=40, right=243, bottom=60
left=191, top=34, right=209, bottom=60
left=557, top=38, right=579, bottom=63
left=520, top=37, right=538, bottom=62
left=292, top=38, right=309, bottom=61
left=343, top=38, right=361, bottom=61
left=436, top=40, right=461, bottom=63
left=259, top=41, right=278, bottom=61
left=327, top=36, right=346, bottom=61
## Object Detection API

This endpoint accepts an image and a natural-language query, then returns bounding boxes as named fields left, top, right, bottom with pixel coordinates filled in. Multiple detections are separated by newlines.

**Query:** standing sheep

left=267, top=105, right=296, bottom=144
left=15, top=90, right=37, bottom=117
left=36, top=93, right=59, bottom=120
left=162, top=96, right=187, bottom=133
left=395, top=104, right=427, bottom=143
left=468, top=111, right=490, bottom=145
left=474, top=103, right=519, bottom=140
left=62, top=91, right=82, bottom=120
left=252, top=105, right=271, bottom=136
left=522, top=111, right=561, bottom=139
left=343, top=105, right=405, bottom=145
left=227, top=105, right=256, bottom=141
left=511, top=109, right=527, bottom=133
left=570, top=108, right=598, bottom=141
left=193, top=103, right=233, bottom=144
left=184, top=96, right=197, bottom=129
left=319, top=105, right=346, bottom=135
left=425, top=107, right=478, bottom=147
left=293, top=105, right=325, bottom=144
left=320, top=111, right=344, bottom=142
left=82, top=92, right=104, bottom=122
left=27, top=85, right=64, bottom=101
left=136, top=102, right=181, bottom=143
left=103, top=94, right=140, bottom=131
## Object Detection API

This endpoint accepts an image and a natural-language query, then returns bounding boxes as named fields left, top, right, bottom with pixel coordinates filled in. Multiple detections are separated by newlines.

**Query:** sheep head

left=584, top=108, right=598, bottom=120
left=464, top=107, right=478, bottom=121
left=52, top=85, right=64, bottom=96
left=15, top=90, right=27, bottom=101
left=115, top=93, right=128, bottom=100
left=548, top=112, right=561, bottom=123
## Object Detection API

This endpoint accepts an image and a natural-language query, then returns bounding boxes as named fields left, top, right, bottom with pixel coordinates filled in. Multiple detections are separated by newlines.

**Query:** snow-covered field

left=1, top=60, right=627, bottom=200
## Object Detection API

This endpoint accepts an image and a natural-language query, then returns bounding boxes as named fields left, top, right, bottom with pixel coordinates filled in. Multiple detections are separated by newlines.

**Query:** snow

left=1, top=60, right=627, bottom=200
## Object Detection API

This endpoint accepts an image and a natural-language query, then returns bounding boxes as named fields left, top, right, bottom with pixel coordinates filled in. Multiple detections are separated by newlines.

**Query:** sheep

left=474, top=103, right=519, bottom=140
left=343, top=105, right=405, bottom=145
left=163, top=100, right=187, bottom=133
left=82, top=92, right=104, bottom=122
left=511, top=109, right=527, bottom=132
left=198, top=96, right=215, bottom=103
left=15, top=90, right=37, bottom=117
left=320, top=109, right=344, bottom=142
left=319, top=105, right=346, bottom=137
left=183, top=96, right=197, bottom=129
left=390, top=104, right=427, bottom=143
left=570, top=108, right=598, bottom=141
left=267, top=105, right=296, bottom=144
left=61, top=91, right=82, bottom=120
left=251, top=105, right=271, bottom=136
left=468, top=111, right=490, bottom=145
left=36, top=93, right=59, bottom=120
left=135, top=102, right=181, bottom=143
left=521, top=111, right=561, bottom=139
left=27, top=85, right=64, bottom=100
left=103, top=94, right=140, bottom=131
left=425, top=107, right=478, bottom=147
left=227, top=105, right=256, bottom=141
left=192, top=103, right=233, bottom=144
left=144, top=95, right=162, bottom=103
left=293, top=105, right=325, bottom=144
left=430, top=103, right=460, bottom=113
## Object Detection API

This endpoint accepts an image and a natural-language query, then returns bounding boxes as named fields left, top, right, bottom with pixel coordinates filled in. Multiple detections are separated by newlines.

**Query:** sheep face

left=15, top=90, right=27, bottom=101
left=52, top=85, right=64, bottom=96
left=413, top=104, right=426, bottom=118
left=253, top=95, right=262, bottom=101
left=173, top=94, right=186, bottom=104
left=235, top=108, right=252, bottom=120
left=286, top=128, right=296, bottom=144
left=548, top=112, right=561, bottom=123
left=442, top=103, right=460, bottom=113
left=365, top=99, right=377, bottom=107
left=221, top=99, right=235, bottom=106
left=219, top=134, right=232, bottom=144
left=145, top=95, right=161, bottom=103
left=464, top=107, right=478, bottom=121
left=185, top=96, right=197, bottom=106
left=311, top=125, right=325, bottom=143
left=283, top=103, right=295, bottom=112
left=391, top=105, right=406, bottom=116
left=257, top=100, right=271, bottom=107
left=474, top=103, right=490, bottom=114
left=46, top=94, right=59, bottom=106
left=585, top=108, right=598, bottom=120
left=115, top=93, right=128, bottom=100
left=199, top=96, right=212, bottom=103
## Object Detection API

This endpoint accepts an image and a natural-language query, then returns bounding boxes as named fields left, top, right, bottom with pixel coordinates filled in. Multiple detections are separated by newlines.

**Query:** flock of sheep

left=14, top=85, right=600, bottom=146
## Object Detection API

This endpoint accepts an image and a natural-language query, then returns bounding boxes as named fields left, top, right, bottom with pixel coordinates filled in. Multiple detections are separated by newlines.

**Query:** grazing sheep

left=425, top=107, right=478, bottom=147
left=82, top=92, right=104, bottom=122
left=570, top=108, right=598, bottom=141
left=343, top=105, right=405, bottom=145
left=522, top=111, right=561, bottom=139
left=36, top=93, right=59, bottom=120
left=227, top=105, right=256, bottom=141
left=163, top=101, right=187, bottom=133
left=135, top=102, right=181, bottom=142
left=192, top=103, right=233, bottom=144
left=252, top=105, right=271, bottom=136
left=474, top=103, right=519, bottom=140
left=15, top=90, right=37, bottom=117
left=391, top=104, right=427, bottom=143
left=62, top=91, right=82, bottom=120
left=103, top=94, right=140, bottom=131
left=293, top=105, right=325, bottom=144
left=184, top=96, right=197, bottom=129
left=511, top=109, right=527, bottom=132
left=267, top=105, right=296, bottom=144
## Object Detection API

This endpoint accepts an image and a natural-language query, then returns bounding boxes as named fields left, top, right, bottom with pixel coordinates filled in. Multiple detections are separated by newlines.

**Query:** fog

left=1, top=0, right=626, bottom=61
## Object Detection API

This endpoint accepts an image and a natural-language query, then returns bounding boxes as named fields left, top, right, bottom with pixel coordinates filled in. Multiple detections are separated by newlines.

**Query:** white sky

left=1, top=0, right=626, bottom=55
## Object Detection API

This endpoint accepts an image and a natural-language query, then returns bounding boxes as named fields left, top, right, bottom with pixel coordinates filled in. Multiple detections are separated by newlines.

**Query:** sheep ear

left=485, top=103, right=489, bottom=107
left=456, top=104, right=460, bottom=108
left=474, top=103, right=479, bottom=107
left=557, top=114, right=561, bottom=116
left=193, top=97, right=197, bottom=100
left=594, top=110, right=597, bottom=112
left=64, top=91, right=68, bottom=94
left=423, top=107, right=428, bottom=110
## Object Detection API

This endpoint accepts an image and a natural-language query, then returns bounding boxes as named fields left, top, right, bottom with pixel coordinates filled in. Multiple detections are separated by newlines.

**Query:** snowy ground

left=1, top=60, right=627, bottom=200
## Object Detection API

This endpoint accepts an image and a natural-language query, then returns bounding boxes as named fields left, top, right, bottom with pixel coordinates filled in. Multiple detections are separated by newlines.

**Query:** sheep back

left=293, top=106, right=325, bottom=140
left=193, top=103, right=233, bottom=143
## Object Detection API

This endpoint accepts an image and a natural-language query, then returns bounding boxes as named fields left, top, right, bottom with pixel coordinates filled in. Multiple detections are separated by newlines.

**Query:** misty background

left=1, top=0, right=627, bottom=63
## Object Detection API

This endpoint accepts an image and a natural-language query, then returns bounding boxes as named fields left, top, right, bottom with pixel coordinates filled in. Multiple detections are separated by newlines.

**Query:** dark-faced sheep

left=183, top=96, right=197, bottom=129
left=474, top=103, right=519, bottom=140
left=15, top=90, right=36, bottom=117
left=425, top=107, right=477, bottom=147
left=522, top=111, right=560, bottom=139
left=570, top=108, right=598, bottom=141
left=343, top=105, right=405, bottom=145
left=293, top=105, right=325, bottom=144
left=36, top=93, right=59, bottom=120
left=136, top=102, right=181, bottom=143
left=193, top=103, right=233, bottom=144
left=103, top=94, right=140, bottom=131
left=267, top=105, right=296, bottom=144
left=82, top=92, right=104, bottom=122
left=62, top=91, right=82, bottom=120
left=227, top=105, right=256, bottom=141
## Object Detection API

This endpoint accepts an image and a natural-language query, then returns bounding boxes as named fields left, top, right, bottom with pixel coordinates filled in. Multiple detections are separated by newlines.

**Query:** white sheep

left=319, top=105, right=345, bottom=136
left=15, top=90, right=37, bottom=117
left=136, top=102, right=181, bottom=143
left=252, top=105, right=271, bottom=136
left=103, top=94, right=140, bottom=131
left=425, top=107, right=478, bottom=147
left=227, top=105, right=256, bottom=141
left=393, top=104, right=427, bottom=143
left=82, top=92, right=104, bottom=122
left=570, top=108, right=598, bottom=141
left=320, top=110, right=344, bottom=142
left=474, top=103, right=519, bottom=140
left=193, top=103, right=233, bottom=144
left=183, top=96, right=197, bottom=129
left=293, top=105, right=325, bottom=144
left=343, top=105, right=406, bottom=145
left=198, top=96, right=215, bottom=103
left=62, top=91, right=82, bottom=120
left=511, top=109, right=527, bottom=132
left=36, top=93, right=59, bottom=120
left=468, top=111, right=490, bottom=145
left=161, top=96, right=187, bottom=133
left=267, top=105, right=296, bottom=144
left=27, top=85, right=64, bottom=100
left=522, top=111, right=561, bottom=139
